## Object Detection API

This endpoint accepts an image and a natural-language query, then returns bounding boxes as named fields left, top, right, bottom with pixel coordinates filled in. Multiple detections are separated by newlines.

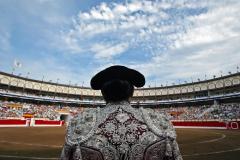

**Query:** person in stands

left=60, top=65, right=182, bottom=160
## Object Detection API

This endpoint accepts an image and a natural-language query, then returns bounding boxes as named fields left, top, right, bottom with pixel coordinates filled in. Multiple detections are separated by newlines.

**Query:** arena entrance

left=57, top=110, right=70, bottom=124
left=60, top=114, right=69, bottom=122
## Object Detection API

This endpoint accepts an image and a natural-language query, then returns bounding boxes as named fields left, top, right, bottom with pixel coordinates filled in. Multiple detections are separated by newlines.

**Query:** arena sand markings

left=0, top=140, right=62, bottom=148
left=0, top=132, right=226, bottom=149
left=0, top=127, right=239, bottom=160
left=183, top=147, right=240, bottom=157
left=0, top=154, right=58, bottom=160
left=197, top=132, right=226, bottom=144
left=178, top=129, right=240, bottom=160
left=179, top=132, right=226, bottom=145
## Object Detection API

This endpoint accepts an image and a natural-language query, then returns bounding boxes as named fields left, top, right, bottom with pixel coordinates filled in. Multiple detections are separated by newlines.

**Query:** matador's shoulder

left=65, top=108, right=98, bottom=146
left=140, top=107, right=176, bottom=139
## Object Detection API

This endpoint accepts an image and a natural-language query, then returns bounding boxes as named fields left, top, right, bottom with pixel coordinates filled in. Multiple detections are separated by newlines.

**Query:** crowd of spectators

left=160, top=104, right=240, bottom=120
left=158, top=105, right=211, bottom=120
left=209, top=103, right=240, bottom=120
left=23, top=104, right=59, bottom=120
left=0, top=100, right=61, bottom=120
left=0, top=103, right=22, bottom=118
left=0, top=100, right=239, bottom=120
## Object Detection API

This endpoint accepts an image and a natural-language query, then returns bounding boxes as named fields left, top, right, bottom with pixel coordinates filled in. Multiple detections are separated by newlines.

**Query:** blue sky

left=0, top=0, right=239, bottom=87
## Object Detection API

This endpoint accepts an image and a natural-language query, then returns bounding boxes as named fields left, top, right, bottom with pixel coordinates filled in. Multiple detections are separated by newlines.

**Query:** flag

left=14, top=59, right=22, bottom=68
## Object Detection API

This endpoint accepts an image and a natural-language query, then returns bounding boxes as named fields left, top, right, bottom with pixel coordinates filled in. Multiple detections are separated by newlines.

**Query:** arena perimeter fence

left=0, top=119, right=239, bottom=129
left=0, top=119, right=64, bottom=127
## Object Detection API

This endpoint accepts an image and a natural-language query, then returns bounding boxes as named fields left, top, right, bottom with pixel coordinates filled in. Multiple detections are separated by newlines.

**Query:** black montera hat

left=90, top=65, right=145, bottom=90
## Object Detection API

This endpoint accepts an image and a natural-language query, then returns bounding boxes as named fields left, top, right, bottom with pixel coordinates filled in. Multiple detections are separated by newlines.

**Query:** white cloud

left=7, top=0, right=237, bottom=86
left=173, top=1, right=240, bottom=48
left=60, top=31, right=83, bottom=53
left=133, top=0, right=240, bottom=85
left=61, top=0, right=198, bottom=59
left=91, top=43, right=129, bottom=59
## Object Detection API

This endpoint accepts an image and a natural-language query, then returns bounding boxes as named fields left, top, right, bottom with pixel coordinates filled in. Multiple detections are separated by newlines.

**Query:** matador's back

left=60, top=101, right=182, bottom=160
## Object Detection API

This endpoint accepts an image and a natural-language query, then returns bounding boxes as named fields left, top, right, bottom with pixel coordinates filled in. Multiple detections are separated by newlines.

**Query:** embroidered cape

left=60, top=101, right=182, bottom=160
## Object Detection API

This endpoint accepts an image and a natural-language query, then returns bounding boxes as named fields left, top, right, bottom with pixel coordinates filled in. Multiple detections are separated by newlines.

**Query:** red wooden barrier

left=0, top=119, right=28, bottom=127
left=34, top=120, right=64, bottom=126
left=172, top=121, right=226, bottom=127
left=0, top=119, right=26, bottom=125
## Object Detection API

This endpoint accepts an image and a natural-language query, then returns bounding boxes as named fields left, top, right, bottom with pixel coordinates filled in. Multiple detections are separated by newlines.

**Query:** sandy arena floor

left=0, top=127, right=239, bottom=160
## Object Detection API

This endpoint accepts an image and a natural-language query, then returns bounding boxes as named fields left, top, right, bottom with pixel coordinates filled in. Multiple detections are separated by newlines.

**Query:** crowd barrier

left=171, top=120, right=240, bottom=129
left=0, top=119, right=239, bottom=129
left=34, top=119, right=64, bottom=127
left=0, top=119, right=64, bottom=127
left=0, top=119, right=29, bottom=127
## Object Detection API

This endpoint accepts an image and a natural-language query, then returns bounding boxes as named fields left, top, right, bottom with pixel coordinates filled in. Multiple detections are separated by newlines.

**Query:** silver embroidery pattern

left=62, top=101, right=182, bottom=160
left=65, top=107, right=99, bottom=146
left=141, top=107, right=176, bottom=139
left=97, top=102, right=144, bottom=125
left=97, top=106, right=148, bottom=155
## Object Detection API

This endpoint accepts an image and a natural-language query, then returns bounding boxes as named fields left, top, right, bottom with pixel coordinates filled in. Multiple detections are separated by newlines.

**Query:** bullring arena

left=0, top=71, right=240, bottom=160
left=0, top=128, right=240, bottom=160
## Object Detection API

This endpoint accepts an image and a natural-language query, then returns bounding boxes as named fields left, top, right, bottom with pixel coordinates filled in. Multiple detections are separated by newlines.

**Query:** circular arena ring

left=177, top=129, right=240, bottom=160
left=0, top=127, right=239, bottom=160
